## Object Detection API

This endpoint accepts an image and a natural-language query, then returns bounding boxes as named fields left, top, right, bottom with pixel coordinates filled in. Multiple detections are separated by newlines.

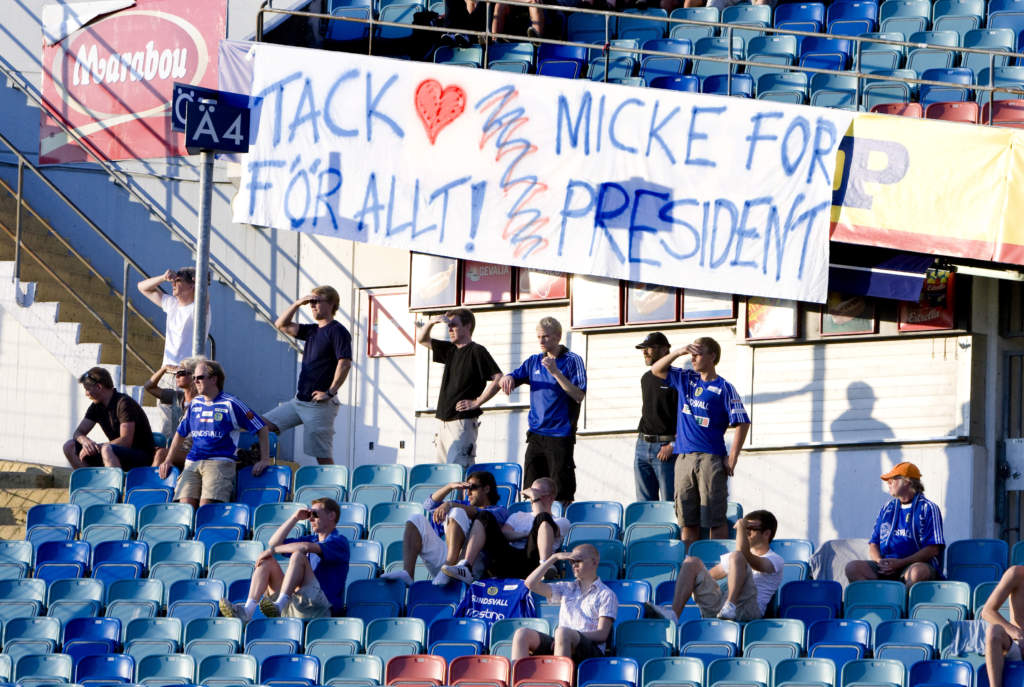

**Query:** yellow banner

left=832, top=113, right=1024, bottom=264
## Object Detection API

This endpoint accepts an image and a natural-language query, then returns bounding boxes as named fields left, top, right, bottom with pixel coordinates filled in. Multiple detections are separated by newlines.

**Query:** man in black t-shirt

left=264, top=286, right=353, bottom=465
left=416, top=308, right=502, bottom=467
left=635, top=332, right=678, bottom=501
left=63, top=367, right=156, bottom=470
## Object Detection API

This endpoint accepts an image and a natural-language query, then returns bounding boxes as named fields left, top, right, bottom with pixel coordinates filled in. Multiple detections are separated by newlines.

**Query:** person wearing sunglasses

left=220, top=497, right=349, bottom=623
left=660, top=510, right=783, bottom=623
left=63, top=367, right=157, bottom=471
left=137, top=266, right=209, bottom=366
left=262, top=285, right=352, bottom=466
left=382, top=471, right=508, bottom=587
left=159, top=360, right=270, bottom=507
left=143, top=356, right=203, bottom=468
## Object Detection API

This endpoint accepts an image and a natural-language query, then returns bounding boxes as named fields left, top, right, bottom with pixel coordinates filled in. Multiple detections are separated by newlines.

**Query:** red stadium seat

left=449, top=655, right=511, bottom=687
left=982, top=99, right=1024, bottom=127
left=512, top=656, right=575, bottom=687
left=871, top=102, right=924, bottom=117
left=925, top=101, right=980, bottom=122
left=386, top=655, right=447, bottom=686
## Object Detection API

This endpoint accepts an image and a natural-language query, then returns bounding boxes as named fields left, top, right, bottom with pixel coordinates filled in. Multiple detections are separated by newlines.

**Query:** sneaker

left=219, top=599, right=251, bottom=624
left=259, top=597, right=281, bottom=618
left=647, top=602, right=677, bottom=624
left=717, top=601, right=737, bottom=620
left=442, top=563, right=474, bottom=585
left=432, top=569, right=450, bottom=586
left=454, top=33, right=472, bottom=48
left=381, top=570, right=413, bottom=586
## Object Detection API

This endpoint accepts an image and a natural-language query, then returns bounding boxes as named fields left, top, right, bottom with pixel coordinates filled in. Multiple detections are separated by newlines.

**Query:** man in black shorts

left=63, top=367, right=156, bottom=470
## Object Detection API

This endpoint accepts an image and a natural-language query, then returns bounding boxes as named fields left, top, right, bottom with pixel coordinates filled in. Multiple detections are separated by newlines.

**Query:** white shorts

left=435, top=419, right=479, bottom=468
left=408, top=508, right=472, bottom=576
left=263, top=396, right=340, bottom=460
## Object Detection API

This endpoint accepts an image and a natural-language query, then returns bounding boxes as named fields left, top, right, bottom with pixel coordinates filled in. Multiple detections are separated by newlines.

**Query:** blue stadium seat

left=620, top=8, right=670, bottom=43
left=322, top=654, right=383, bottom=687
left=135, top=652, right=196, bottom=685
left=932, top=0, right=983, bottom=41
left=245, top=617, right=303, bottom=654
left=670, top=6, right=719, bottom=45
left=236, top=464, right=291, bottom=506
left=35, top=540, right=91, bottom=585
left=745, top=35, right=797, bottom=83
left=770, top=540, right=814, bottom=564
left=908, top=581, right=970, bottom=622
left=293, top=465, right=348, bottom=504
left=679, top=619, right=741, bottom=654
left=0, top=540, right=31, bottom=580
left=775, top=2, right=826, bottom=34
left=862, top=69, right=918, bottom=110
left=962, top=29, right=1016, bottom=82
left=197, top=653, right=258, bottom=687
left=567, top=12, right=617, bottom=45
left=184, top=617, right=241, bottom=661
left=346, top=579, right=405, bottom=622
left=138, top=503, right=193, bottom=544
left=369, top=501, right=426, bottom=530
left=376, top=1, right=422, bottom=41
left=125, top=467, right=178, bottom=507
left=588, top=55, right=639, bottom=83
left=778, top=580, right=842, bottom=623
left=651, top=75, right=700, bottom=91
left=261, top=654, right=320, bottom=687
left=407, top=580, right=461, bottom=625
left=605, top=580, right=653, bottom=607
left=879, top=0, right=930, bottom=37
left=408, top=464, right=463, bottom=489
left=351, top=484, right=403, bottom=509
left=578, top=657, right=640, bottom=687
left=65, top=617, right=122, bottom=653
left=428, top=617, right=488, bottom=661
left=337, top=501, right=368, bottom=540
left=800, top=36, right=853, bottom=70
left=623, top=501, right=680, bottom=545
left=467, top=462, right=523, bottom=490
left=721, top=4, right=771, bottom=54
left=48, top=578, right=104, bottom=624
left=920, top=67, right=974, bottom=106
left=252, top=502, right=307, bottom=534
left=810, top=73, right=859, bottom=109
left=638, top=40, right=691, bottom=87
left=76, top=653, right=134, bottom=684
left=906, top=30, right=958, bottom=74
left=693, top=36, right=744, bottom=78
left=875, top=619, right=939, bottom=670
left=743, top=619, right=806, bottom=651
left=365, top=617, right=426, bottom=661
left=707, top=657, right=770, bottom=687
left=167, top=579, right=224, bottom=623
left=126, top=616, right=182, bottom=649
left=642, top=656, right=704, bottom=687
left=841, top=658, right=906, bottom=687
left=857, top=32, right=904, bottom=72
left=687, top=539, right=736, bottom=569
left=93, top=540, right=148, bottom=586
left=702, top=73, right=755, bottom=96
left=626, top=540, right=685, bottom=587
left=351, top=464, right=408, bottom=490
left=976, top=66, right=1024, bottom=102
left=908, top=659, right=972, bottom=687
left=82, top=504, right=137, bottom=544
left=774, top=657, right=836, bottom=687
left=827, top=0, right=878, bottom=35
left=616, top=619, right=676, bottom=664
left=306, top=616, right=364, bottom=659
left=757, top=72, right=810, bottom=103
left=194, top=503, right=248, bottom=542
left=27, top=503, right=81, bottom=540
left=70, top=467, right=124, bottom=504
left=14, top=653, right=73, bottom=684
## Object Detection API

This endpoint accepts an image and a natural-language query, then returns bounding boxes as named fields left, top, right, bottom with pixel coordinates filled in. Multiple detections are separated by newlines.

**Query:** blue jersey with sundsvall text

left=176, top=392, right=265, bottom=461
left=454, top=579, right=536, bottom=625
left=666, top=368, right=749, bottom=456
left=510, top=347, right=586, bottom=438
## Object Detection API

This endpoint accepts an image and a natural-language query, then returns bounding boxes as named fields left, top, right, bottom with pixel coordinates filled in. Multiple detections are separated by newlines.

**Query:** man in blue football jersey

left=652, top=337, right=750, bottom=546
left=500, top=317, right=586, bottom=505
left=846, top=461, right=945, bottom=586
left=221, top=498, right=349, bottom=622
left=159, top=359, right=270, bottom=508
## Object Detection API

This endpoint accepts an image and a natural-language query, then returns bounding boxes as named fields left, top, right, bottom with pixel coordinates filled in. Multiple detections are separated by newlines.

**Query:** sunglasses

left=174, top=370, right=191, bottom=378
left=745, top=524, right=764, bottom=532
left=78, top=373, right=103, bottom=385
left=466, top=483, right=483, bottom=491
left=193, top=374, right=211, bottom=381
left=308, top=511, right=323, bottom=519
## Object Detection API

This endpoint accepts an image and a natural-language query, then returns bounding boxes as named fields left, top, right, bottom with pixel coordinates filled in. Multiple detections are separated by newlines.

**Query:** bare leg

left=683, top=0, right=705, bottom=7
left=511, top=628, right=543, bottom=661
left=671, top=556, right=707, bottom=617
left=682, top=525, right=701, bottom=548
left=723, top=551, right=751, bottom=603
left=99, top=445, right=123, bottom=469
left=553, top=626, right=581, bottom=657
left=63, top=440, right=85, bottom=469
left=316, top=456, right=333, bottom=465
left=198, top=498, right=223, bottom=507
left=249, top=556, right=285, bottom=602
left=710, top=524, right=729, bottom=540
left=179, top=497, right=199, bottom=510
left=402, top=521, right=423, bottom=578
left=536, top=521, right=557, bottom=561
left=845, top=560, right=878, bottom=583
left=444, top=516, right=467, bottom=565
left=462, top=520, right=486, bottom=567
left=527, top=0, right=543, bottom=36
left=279, top=552, right=315, bottom=596
left=904, top=562, right=935, bottom=587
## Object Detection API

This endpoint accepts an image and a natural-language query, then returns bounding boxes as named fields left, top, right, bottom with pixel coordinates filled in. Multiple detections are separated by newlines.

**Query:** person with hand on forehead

left=138, top=267, right=209, bottom=365
left=220, top=497, right=350, bottom=622
left=511, top=543, right=618, bottom=662
left=663, top=510, right=784, bottom=623
left=263, top=286, right=352, bottom=465
left=652, top=336, right=750, bottom=546
left=143, top=356, right=203, bottom=468
left=845, top=461, right=945, bottom=586
left=417, top=308, right=502, bottom=467
left=382, top=471, right=509, bottom=586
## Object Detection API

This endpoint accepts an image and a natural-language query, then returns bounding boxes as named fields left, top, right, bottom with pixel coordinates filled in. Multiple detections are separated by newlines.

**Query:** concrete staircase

left=0, top=173, right=164, bottom=392
left=0, top=461, right=70, bottom=540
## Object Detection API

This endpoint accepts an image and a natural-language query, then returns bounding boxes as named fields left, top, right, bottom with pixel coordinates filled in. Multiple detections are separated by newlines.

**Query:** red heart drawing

left=415, top=79, right=466, bottom=145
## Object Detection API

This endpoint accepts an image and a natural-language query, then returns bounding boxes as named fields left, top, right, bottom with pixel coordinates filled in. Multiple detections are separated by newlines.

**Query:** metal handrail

left=0, top=60, right=303, bottom=355
left=257, top=0, right=1024, bottom=115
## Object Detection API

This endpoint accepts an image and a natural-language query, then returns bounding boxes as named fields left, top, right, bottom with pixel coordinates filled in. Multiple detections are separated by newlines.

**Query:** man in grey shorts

left=263, top=286, right=352, bottom=465
left=652, top=337, right=750, bottom=546
left=663, top=510, right=784, bottom=622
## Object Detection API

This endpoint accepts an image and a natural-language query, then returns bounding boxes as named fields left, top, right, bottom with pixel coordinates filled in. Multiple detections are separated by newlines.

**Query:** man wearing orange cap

left=845, top=461, right=945, bottom=586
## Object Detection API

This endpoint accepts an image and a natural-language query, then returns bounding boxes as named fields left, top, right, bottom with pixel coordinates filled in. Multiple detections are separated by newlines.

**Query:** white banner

left=231, top=42, right=854, bottom=302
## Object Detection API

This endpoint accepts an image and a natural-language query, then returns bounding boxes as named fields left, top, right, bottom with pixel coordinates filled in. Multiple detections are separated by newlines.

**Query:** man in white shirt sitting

left=664, top=510, right=784, bottom=622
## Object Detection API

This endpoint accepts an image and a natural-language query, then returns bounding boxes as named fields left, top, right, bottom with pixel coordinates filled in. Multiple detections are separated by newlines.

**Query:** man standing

left=263, top=286, right=352, bottom=465
left=634, top=332, right=678, bottom=502
left=138, top=267, right=205, bottom=364
left=441, top=476, right=570, bottom=584
left=665, top=510, right=784, bottom=622
left=220, top=498, right=350, bottom=622
left=500, top=317, right=586, bottom=505
left=652, top=337, right=750, bottom=545
left=63, top=367, right=156, bottom=471
left=511, top=543, right=617, bottom=662
left=417, top=309, right=502, bottom=467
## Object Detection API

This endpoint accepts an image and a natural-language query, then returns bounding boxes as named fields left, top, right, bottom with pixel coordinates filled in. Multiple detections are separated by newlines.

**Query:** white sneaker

left=442, top=563, right=474, bottom=585
left=717, top=601, right=737, bottom=620
left=381, top=570, right=413, bottom=585
left=432, top=569, right=450, bottom=586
